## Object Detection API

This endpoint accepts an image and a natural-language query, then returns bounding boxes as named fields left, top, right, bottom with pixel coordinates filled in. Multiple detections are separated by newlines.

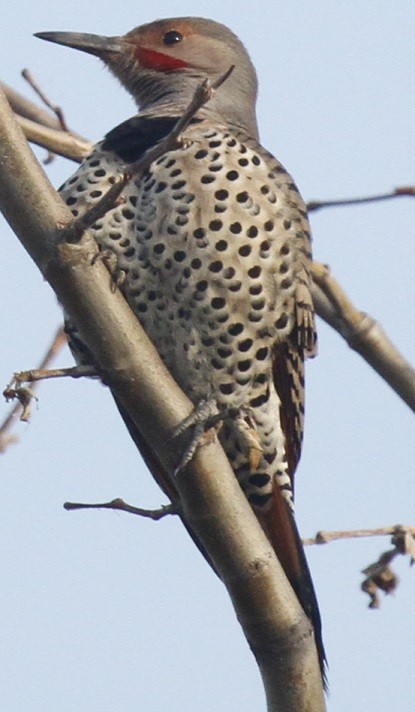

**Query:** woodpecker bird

left=36, top=17, right=325, bottom=678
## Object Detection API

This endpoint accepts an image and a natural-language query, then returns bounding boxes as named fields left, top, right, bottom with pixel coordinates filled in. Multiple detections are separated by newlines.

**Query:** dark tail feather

left=256, top=486, right=327, bottom=686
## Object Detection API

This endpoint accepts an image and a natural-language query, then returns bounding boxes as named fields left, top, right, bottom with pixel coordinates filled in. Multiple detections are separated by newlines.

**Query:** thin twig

left=63, top=497, right=177, bottom=520
left=303, top=524, right=415, bottom=546
left=5, top=364, right=96, bottom=388
left=0, top=326, right=67, bottom=451
left=22, top=68, right=69, bottom=132
left=307, top=186, right=415, bottom=212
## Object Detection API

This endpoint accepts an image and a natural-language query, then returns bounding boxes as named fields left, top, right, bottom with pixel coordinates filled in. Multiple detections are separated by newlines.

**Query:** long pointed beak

left=34, top=31, right=124, bottom=57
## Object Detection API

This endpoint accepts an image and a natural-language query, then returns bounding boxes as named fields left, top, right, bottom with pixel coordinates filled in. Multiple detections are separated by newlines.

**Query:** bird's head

left=35, top=17, right=259, bottom=136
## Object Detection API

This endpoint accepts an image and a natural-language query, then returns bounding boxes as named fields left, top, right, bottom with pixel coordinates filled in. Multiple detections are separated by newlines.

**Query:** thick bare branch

left=16, top=115, right=92, bottom=161
left=312, top=262, right=415, bottom=413
left=1, top=80, right=91, bottom=161
left=0, top=85, right=325, bottom=712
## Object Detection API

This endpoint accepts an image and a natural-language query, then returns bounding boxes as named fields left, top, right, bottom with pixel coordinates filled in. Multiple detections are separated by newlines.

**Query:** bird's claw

left=172, top=399, right=221, bottom=475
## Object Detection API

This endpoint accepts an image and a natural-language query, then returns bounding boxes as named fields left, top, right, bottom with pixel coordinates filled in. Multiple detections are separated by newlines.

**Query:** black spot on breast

left=238, top=245, right=251, bottom=257
left=250, top=390, right=270, bottom=408
left=256, top=347, right=268, bottom=361
left=223, top=266, right=235, bottom=279
left=171, top=180, right=186, bottom=190
left=196, top=280, right=208, bottom=292
left=173, top=251, right=186, bottom=262
left=249, top=473, right=270, bottom=488
left=275, top=314, right=288, bottom=329
left=193, top=228, right=206, bottom=240
left=226, top=170, right=239, bottom=181
left=230, top=222, right=242, bottom=234
left=219, top=382, right=236, bottom=395
left=211, top=297, right=226, bottom=310
left=247, top=226, right=258, bottom=238
left=211, top=358, right=223, bottom=370
left=248, top=266, right=262, bottom=279
left=229, top=282, right=242, bottom=292
left=228, top=323, right=244, bottom=336
left=238, top=338, right=253, bottom=352
left=238, top=359, right=251, bottom=372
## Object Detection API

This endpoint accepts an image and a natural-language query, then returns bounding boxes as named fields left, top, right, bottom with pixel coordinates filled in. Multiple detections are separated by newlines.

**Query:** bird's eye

left=163, top=30, right=183, bottom=46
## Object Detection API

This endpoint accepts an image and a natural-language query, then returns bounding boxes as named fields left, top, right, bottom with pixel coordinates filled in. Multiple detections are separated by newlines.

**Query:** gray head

left=36, top=17, right=259, bottom=137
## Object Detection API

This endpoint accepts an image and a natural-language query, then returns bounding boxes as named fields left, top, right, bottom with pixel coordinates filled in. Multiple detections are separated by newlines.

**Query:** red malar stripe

left=136, top=47, right=188, bottom=71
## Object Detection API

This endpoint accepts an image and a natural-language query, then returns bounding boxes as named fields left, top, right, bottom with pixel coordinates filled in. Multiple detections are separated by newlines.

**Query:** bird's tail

left=255, top=485, right=327, bottom=686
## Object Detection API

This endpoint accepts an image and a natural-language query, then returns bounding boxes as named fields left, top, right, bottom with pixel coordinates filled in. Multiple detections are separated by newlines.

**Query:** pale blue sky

left=1, top=2, right=414, bottom=710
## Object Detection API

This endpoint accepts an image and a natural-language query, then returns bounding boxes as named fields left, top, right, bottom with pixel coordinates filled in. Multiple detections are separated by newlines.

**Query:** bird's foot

left=92, top=248, right=126, bottom=292
left=172, top=399, right=225, bottom=475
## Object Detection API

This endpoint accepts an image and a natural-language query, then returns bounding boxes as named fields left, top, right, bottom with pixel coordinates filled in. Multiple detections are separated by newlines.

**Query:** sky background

left=1, top=2, right=414, bottom=710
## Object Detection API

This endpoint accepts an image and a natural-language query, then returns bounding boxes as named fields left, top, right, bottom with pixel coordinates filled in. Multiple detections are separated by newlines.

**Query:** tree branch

left=311, top=262, right=415, bottom=413
left=63, top=497, right=177, bottom=520
left=303, top=524, right=415, bottom=546
left=0, top=84, right=325, bottom=712
left=307, top=186, right=415, bottom=212
left=0, top=326, right=67, bottom=450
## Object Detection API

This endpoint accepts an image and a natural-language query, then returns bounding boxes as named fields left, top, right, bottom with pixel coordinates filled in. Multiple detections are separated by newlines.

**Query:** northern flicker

left=36, top=17, right=325, bottom=677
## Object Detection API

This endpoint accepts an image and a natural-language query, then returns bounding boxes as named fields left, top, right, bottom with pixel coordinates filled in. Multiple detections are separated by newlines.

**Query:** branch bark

left=311, top=263, right=415, bottom=413
left=0, top=86, right=325, bottom=711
